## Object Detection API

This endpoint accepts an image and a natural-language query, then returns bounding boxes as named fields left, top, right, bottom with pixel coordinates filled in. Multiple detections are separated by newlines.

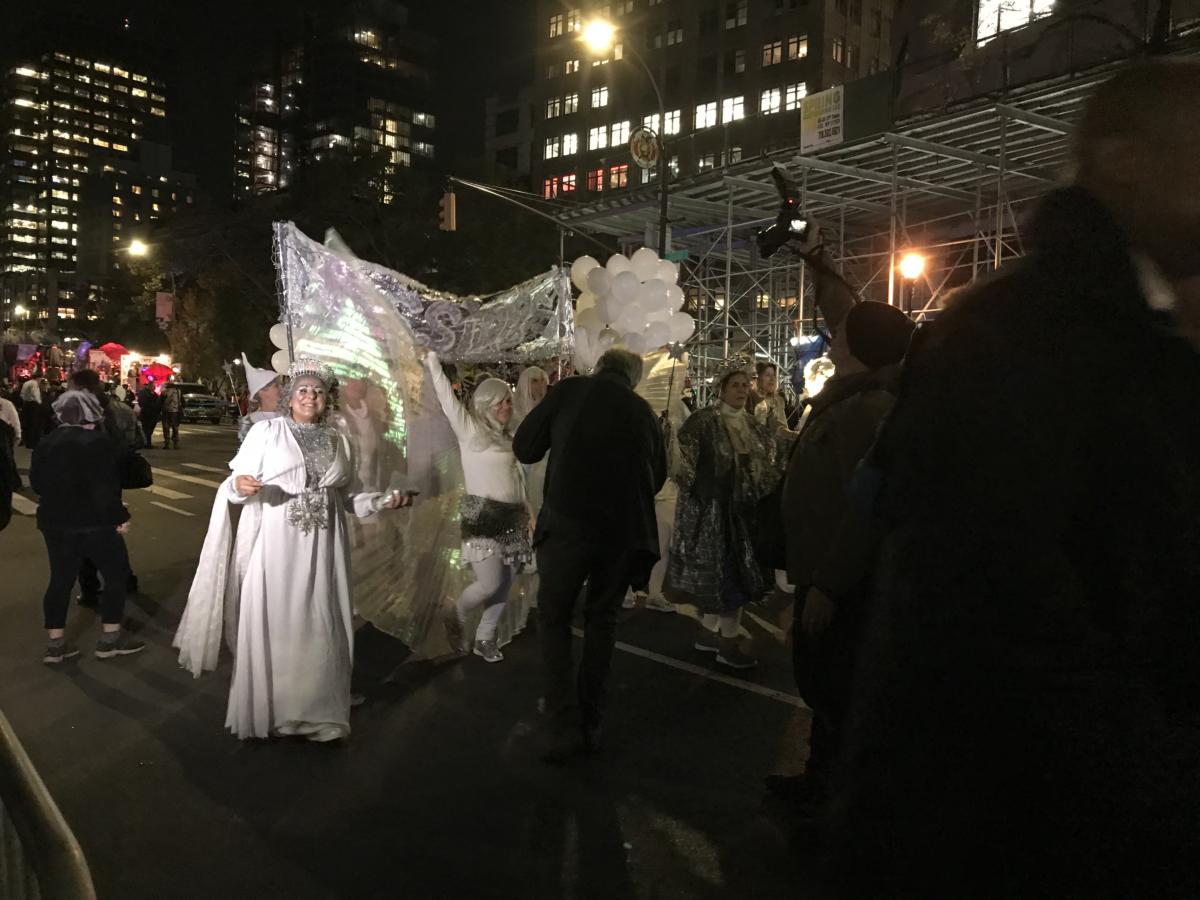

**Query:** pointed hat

left=242, top=352, right=280, bottom=398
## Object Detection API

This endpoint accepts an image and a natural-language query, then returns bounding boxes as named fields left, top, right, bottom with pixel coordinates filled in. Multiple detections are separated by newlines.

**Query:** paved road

left=1, top=424, right=813, bottom=900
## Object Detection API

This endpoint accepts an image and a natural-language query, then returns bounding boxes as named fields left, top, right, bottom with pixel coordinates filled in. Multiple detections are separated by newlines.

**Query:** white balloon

left=644, top=320, right=670, bottom=349
left=668, top=312, right=695, bottom=343
left=270, top=348, right=291, bottom=374
left=615, top=302, right=646, bottom=335
left=587, top=267, right=612, bottom=297
left=575, top=307, right=603, bottom=333
left=606, top=253, right=633, bottom=275
left=665, top=283, right=685, bottom=311
left=638, top=278, right=669, bottom=311
left=575, top=290, right=597, bottom=313
left=595, top=293, right=619, bottom=325
left=598, top=327, right=619, bottom=353
left=570, top=255, right=600, bottom=292
left=624, top=332, right=648, bottom=355
left=645, top=305, right=673, bottom=323
left=630, top=246, right=661, bottom=281
left=611, top=270, right=641, bottom=304
left=656, top=259, right=679, bottom=284
left=269, top=322, right=289, bottom=350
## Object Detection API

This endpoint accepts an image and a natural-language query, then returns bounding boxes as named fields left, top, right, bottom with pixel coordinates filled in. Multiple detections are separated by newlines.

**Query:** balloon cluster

left=570, top=248, right=695, bottom=371
left=268, top=323, right=290, bottom=374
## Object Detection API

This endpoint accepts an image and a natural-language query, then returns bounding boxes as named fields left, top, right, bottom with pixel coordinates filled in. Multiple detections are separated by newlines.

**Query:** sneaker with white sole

left=43, top=642, right=81, bottom=665
left=716, top=637, right=757, bottom=670
left=645, top=595, right=675, bottom=613
left=94, top=632, right=145, bottom=659
left=694, top=625, right=720, bottom=654
left=473, top=639, right=504, bottom=663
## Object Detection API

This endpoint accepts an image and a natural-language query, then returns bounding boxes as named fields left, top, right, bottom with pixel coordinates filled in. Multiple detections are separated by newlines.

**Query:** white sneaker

left=621, top=592, right=638, bottom=610
left=644, top=595, right=675, bottom=613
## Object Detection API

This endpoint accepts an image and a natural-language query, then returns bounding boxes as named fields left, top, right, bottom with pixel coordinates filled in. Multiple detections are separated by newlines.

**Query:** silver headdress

left=287, top=357, right=335, bottom=387
left=715, top=353, right=755, bottom=387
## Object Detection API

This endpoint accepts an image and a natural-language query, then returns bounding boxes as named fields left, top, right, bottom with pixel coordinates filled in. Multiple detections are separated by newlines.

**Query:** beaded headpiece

left=287, top=357, right=335, bottom=387
left=715, top=353, right=755, bottom=388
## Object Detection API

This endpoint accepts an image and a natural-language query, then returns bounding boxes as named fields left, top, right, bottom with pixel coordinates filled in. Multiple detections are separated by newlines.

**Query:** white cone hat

left=242, top=352, right=280, bottom=398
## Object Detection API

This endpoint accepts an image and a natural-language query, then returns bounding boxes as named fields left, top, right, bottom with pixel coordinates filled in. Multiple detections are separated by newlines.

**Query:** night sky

left=8, top=0, right=532, bottom=199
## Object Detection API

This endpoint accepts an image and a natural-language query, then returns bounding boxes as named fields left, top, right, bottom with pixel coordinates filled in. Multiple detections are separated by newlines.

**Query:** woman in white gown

left=423, top=351, right=530, bottom=664
left=174, top=358, right=409, bottom=741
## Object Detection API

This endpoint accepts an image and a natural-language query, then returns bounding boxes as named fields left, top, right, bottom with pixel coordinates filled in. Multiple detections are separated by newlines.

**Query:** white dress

left=174, top=417, right=386, bottom=739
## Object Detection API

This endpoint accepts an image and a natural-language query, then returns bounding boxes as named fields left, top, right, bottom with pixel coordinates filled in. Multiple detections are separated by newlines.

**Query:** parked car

left=175, top=382, right=225, bottom=424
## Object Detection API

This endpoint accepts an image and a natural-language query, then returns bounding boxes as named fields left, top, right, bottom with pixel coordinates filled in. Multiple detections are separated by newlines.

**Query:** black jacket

left=513, top=369, right=667, bottom=586
left=30, top=425, right=129, bottom=533
left=827, top=187, right=1200, bottom=898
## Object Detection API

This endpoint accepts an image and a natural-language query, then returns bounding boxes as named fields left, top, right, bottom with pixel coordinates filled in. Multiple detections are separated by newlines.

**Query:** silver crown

left=287, top=356, right=335, bottom=386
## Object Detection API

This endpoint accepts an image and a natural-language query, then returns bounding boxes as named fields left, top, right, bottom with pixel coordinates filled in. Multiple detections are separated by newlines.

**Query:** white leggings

left=457, top=556, right=516, bottom=641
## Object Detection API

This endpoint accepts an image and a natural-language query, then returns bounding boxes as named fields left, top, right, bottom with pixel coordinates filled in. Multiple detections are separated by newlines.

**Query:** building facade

left=484, top=87, right=536, bottom=182
left=233, top=1, right=438, bottom=205
left=531, top=0, right=894, bottom=203
left=1, top=49, right=191, bottom=341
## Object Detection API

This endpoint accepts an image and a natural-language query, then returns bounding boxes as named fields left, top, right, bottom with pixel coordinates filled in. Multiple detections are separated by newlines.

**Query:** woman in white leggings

left=423, top=351, right=529, bottom=663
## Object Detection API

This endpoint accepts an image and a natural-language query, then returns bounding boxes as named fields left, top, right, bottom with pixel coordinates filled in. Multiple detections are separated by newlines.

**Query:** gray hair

left=595, top=348, right=644, bottom=388
left=281, top=373, right=332, bottom=422
left=53, top=389, right=104, bottom=426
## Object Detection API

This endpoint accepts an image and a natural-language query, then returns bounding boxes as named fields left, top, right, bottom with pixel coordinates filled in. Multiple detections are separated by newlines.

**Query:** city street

left=1, top=424, right=813, bottom=900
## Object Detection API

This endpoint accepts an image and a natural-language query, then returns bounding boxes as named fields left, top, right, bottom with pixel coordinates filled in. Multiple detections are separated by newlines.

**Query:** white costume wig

left=512, top=366, right=547, bottom=426
left=468, top=377, right=513, bottom=448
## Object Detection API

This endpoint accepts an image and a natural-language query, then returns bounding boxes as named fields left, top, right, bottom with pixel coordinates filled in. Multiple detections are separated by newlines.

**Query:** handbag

left=120, top=450, right=153, bottom=490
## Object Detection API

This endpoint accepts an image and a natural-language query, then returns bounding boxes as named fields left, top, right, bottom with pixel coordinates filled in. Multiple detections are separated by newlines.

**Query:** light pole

left=897, top=252, right=926, bottom=314
left=581, top=20, right=670, bottom=254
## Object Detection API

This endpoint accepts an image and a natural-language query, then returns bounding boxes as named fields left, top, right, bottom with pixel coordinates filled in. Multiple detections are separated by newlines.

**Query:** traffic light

left=438, top=190, right=457, bottom=232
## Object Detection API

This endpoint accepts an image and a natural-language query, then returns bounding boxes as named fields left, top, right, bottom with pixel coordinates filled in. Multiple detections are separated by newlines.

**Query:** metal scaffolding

left=552, top=64, right=1113, bottom=393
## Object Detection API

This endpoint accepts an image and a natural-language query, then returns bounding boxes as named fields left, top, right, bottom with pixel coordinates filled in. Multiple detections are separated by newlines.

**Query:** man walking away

left=31, top=390, right=144, bottom=664
left=514, top=348, right=666, bottom=761
left=160, top=381, right=181, bottom=449
left=826, top=61, right=1200, bottom=898
left=136, top=378, right=161, bottom=449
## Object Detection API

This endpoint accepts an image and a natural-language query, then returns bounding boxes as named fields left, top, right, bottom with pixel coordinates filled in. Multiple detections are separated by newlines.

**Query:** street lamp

left=128, top=239, right=149, bottom=257
left=581, top=20, right=670, bottom=255
left=898, top=252, right=926, bottom=313
left=14, top=304, right=28, bottom=318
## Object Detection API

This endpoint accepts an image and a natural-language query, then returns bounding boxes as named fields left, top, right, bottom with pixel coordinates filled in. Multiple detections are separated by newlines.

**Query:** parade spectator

left=766, top=301, right=913, bottom=811
left=514, top=348, right=666, bottom=760
left=237, top=353, right=283, bottom=442
left=159, top=381, right=182, bottom=449
left=136, top=378, right=161, bottom=448
left=30, top=389, right=143, bottom=664
left=667, top=361, right=788, bottom=671
left=826, top=60, right=1200, bottom=897
left=749, top=362, right=789, bottom=431
left=19, top=377, right=44, bottom=448
left=0, top=390, right=21, bottom=450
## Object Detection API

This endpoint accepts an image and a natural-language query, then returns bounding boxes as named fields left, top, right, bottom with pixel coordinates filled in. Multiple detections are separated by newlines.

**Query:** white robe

left=174, top=417, right=385, bottom=739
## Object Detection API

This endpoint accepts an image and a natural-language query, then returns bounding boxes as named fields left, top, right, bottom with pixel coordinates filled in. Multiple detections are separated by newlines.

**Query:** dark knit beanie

left=843, top=301, right=915, bottom=369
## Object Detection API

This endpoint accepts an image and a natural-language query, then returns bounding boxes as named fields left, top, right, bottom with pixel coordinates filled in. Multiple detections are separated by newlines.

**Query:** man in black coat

left=514, top=348, right=666, bottom=760
left=136, top=378, right=161, bottom=449
left=826, top=61, right=1200, bottom=897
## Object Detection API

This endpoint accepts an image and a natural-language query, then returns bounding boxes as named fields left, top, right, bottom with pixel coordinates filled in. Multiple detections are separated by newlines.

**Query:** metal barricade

left=0, top=712, right=96, bottom=900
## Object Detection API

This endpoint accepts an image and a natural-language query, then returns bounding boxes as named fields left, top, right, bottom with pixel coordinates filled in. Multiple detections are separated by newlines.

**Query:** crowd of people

left=9, top=60, right=1200, bottom=896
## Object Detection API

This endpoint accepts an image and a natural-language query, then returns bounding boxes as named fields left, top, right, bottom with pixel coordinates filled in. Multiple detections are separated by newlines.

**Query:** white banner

left=800, top=85, right=845, bottom=154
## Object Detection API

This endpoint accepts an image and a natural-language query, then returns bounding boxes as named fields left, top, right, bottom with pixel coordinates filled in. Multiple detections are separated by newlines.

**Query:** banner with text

left=801, top=85, right=845, bottom=154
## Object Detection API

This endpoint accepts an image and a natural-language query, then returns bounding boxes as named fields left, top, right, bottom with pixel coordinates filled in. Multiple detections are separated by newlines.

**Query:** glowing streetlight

left=581, top=19, right=617, bottom=54
left=14, top=304, right=28, bottom=317
left=128, top=239, right=149, bottom=257
left=898, top=252, right=926, bottom=280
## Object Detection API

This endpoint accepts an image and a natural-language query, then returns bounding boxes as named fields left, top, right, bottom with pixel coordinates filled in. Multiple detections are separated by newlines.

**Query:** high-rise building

left=1, top=49, right=192, bottom=339
left=233, top=1, right=439, bottom=205
left=531, top=0, right=893, bottom=201
left=484, top=87, right=536, bottom=182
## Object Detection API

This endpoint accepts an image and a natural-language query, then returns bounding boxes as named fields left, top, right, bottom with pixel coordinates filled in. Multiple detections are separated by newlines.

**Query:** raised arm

left=423, top=352, right=476, bottom=444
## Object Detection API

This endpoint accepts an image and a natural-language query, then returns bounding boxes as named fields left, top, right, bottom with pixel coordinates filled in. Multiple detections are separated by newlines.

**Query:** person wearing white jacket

left=423, top=351, right=529, bottom=663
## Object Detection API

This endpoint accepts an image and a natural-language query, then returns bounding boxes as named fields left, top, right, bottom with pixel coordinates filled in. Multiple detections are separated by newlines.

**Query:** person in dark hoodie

left=767, top=300, right=914, bottom=809
left=824, top=60, right=1200, bottom=898
left=31, top=389, right=144, bottom=664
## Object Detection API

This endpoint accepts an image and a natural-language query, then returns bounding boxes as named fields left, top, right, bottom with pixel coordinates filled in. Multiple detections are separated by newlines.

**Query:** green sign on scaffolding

left=664, top=249, right=689, bottom=262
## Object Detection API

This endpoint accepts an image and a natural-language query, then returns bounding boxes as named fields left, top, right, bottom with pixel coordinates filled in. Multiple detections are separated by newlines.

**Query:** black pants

left=43, top=529, right=130, bottom=628
left=160, top=411, right=180, bottom=447
left=536, top=534, right=633, bottom=731
left=792, top=590, right=862, bottom=791
left=140, top=415, right=159, bottom=449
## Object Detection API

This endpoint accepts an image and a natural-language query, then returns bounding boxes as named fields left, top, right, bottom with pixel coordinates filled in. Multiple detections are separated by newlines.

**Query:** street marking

left=150, top=501, right=196, bottom=517
left=745, top=610, right=787, bottom=642
left=148, top=484, right=192, bottom=501
left=152, top=468, right=222, bottom=489
left=572, top=627, right=808, bottom=710
left=11, top=494, right=37, bottom=516
left=181, top=464, right=228, bottom=474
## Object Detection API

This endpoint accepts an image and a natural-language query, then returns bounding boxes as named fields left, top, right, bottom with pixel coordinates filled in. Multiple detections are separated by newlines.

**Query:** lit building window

left=695, top=101, right=718, bottom=129
left=666, top=21, right=683, bottom=45
left=566, top=9, right=581, bottom=32
left=131, top=87, right=148, bottom=98
left=762, top=41, right=783, bottom=66
left=609, top=164, right=629, bottom=189
left=549, top=14, right=565, bottom=37
left=591, top=85, right=609, bottom=108
left=610, top=120, right=630, bottom=145
left=785, top=82, right=807, bottom=110
left=565, top=58, right=581, bottom=74
left=562, top=132, right=578, bottom=155
left=787, top=34, right=808, bottom=59
left=729, top=146, right=743, bottom=164
left=545, top=136, right=561, bottom=159
left=150, top=106, right=165, bottom=116
left=544, top=176, right=560, bottom=198
left=761, top=88, right=782, bottom=115
left=832, top=37, right=845, bottom=64
left=725, top=0, right=748, bottom=28
left=564, top=92, right=579, bottom=114
left=586, top=168, right=604, bottom=192
left=977, top=0, right=1054, bottom=42
left=698, top=153, right=719, bottom=171
left=722, top=96, right=745, bottom=122
left=665, top=109, right=681, bottom=134
left=546, top=96, right=561, bottom=119
left=562, top=173, right=577, bottom=192
left=413, top=111, right=435, bottom=127
left=588, top=126, right=608, bottom=150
